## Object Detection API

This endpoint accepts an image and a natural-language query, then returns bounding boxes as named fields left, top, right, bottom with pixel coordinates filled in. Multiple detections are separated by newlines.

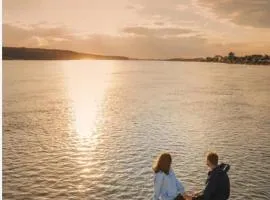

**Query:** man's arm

left=203, top=175, right=218, bottom=200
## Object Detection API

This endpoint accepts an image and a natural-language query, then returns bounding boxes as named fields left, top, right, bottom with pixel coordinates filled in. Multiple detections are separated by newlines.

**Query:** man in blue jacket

left=188, top=152, right=230, bottom=200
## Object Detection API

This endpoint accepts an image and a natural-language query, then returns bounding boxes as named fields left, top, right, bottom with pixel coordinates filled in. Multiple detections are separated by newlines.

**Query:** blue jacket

left=203, top=163, right=230, bottom=200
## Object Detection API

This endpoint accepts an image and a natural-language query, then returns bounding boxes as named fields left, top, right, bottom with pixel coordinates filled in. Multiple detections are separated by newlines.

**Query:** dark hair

left=207, top=152, right=218, bottom=166
left=153, top=153, right=172, bottom=175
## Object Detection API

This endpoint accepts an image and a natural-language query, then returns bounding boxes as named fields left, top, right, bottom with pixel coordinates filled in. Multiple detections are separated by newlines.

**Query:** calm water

left=3, top=60, right=270, bottom=200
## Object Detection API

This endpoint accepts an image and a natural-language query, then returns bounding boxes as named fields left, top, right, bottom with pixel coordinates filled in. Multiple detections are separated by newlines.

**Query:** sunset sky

left=3, top=0, right=270, bottom=58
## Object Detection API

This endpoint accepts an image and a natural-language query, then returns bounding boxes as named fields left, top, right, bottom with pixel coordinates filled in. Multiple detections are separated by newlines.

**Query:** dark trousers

left=192, top=195, right=204, bottom=200
left=175, top=193, right=185, bottom=200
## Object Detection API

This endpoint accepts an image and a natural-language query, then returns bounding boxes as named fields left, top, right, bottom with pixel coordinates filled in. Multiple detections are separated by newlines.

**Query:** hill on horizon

left=2, top=47, right=130, bottom=60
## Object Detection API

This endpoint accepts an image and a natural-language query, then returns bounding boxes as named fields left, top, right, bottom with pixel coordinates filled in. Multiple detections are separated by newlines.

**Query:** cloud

left=3, top=22, right=270, bottom=59
left=176, top=4, right=189, bottom=11
left=3, top=23, right=71, bottom=47
left=128, top=0, right=201, bottom=26
left=3, top=22, right=209, bottom=58
left=122, top=26, right=195, bottom=37
left=76, top=34, right=209, bottom=58
left=195, top=0, right=270, bottom=28
left=154, top=22, right=165, bottom=26
left=125, top=4, right=144, bottom=11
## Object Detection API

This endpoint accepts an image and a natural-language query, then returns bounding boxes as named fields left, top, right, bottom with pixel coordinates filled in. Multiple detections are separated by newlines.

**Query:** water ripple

left=3, top=61, right=270, bottom=199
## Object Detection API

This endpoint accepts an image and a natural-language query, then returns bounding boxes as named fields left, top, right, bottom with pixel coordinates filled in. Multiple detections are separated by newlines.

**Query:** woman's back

left=153, top=169, right=185, bottom=200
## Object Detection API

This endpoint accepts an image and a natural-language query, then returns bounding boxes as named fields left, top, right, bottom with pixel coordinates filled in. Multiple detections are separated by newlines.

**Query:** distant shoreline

left=3, top=47, right=270, bottom=65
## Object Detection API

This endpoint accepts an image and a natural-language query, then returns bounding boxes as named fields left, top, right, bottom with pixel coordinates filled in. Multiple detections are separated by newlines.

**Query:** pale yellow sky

left=3, top=0, right=270, bottom=58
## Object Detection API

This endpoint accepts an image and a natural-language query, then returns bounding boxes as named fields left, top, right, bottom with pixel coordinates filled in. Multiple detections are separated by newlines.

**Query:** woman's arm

left=153, top=173, right=163, bottom=200
left=176, top=178, right=185, bottom=195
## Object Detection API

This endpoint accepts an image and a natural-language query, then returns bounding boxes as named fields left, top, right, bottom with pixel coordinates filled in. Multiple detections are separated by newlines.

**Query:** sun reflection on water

left=64, top=60, right=114, bottom=144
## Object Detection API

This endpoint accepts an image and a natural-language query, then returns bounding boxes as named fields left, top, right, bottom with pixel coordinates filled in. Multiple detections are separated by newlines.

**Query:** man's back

left=203, top=164, right=230, bottom=200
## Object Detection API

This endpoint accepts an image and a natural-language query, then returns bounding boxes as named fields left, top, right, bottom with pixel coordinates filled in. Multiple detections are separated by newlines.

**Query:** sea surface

left=3, top=60, right=270, bottom=200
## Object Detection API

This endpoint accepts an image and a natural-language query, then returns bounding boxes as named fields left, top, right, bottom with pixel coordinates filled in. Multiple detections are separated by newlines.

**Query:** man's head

left=207, top=152, right=218, bottom=170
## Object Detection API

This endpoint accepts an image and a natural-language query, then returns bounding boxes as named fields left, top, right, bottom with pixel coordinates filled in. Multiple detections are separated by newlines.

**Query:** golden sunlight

left=64, top=61, right=113, bottom=141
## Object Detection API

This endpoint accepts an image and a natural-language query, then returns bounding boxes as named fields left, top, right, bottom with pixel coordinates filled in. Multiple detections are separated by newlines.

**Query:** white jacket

left=153, top=169, right=185, bottom=200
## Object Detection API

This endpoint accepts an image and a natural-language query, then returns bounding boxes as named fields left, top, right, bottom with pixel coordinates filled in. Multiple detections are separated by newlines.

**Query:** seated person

left=187, top=152, right=230, bottom=200
left=153, top=153, right=187, bottom=200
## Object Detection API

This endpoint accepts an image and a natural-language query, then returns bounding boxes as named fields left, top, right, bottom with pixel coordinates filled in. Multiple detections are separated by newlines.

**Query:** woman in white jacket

left=153, top=153, right=186, bottom=200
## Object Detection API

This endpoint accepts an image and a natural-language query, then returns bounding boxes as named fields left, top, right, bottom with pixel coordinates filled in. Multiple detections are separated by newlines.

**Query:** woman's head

left=153, top=153, right=172, bottom=175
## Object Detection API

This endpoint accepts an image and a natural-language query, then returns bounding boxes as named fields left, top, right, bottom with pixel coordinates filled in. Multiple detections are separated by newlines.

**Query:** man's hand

left=183, top=195, right=192, bottom=200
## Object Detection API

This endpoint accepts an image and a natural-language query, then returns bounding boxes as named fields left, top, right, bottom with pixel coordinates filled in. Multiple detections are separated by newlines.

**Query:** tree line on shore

left=204, top=52, right=270, bottom=65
